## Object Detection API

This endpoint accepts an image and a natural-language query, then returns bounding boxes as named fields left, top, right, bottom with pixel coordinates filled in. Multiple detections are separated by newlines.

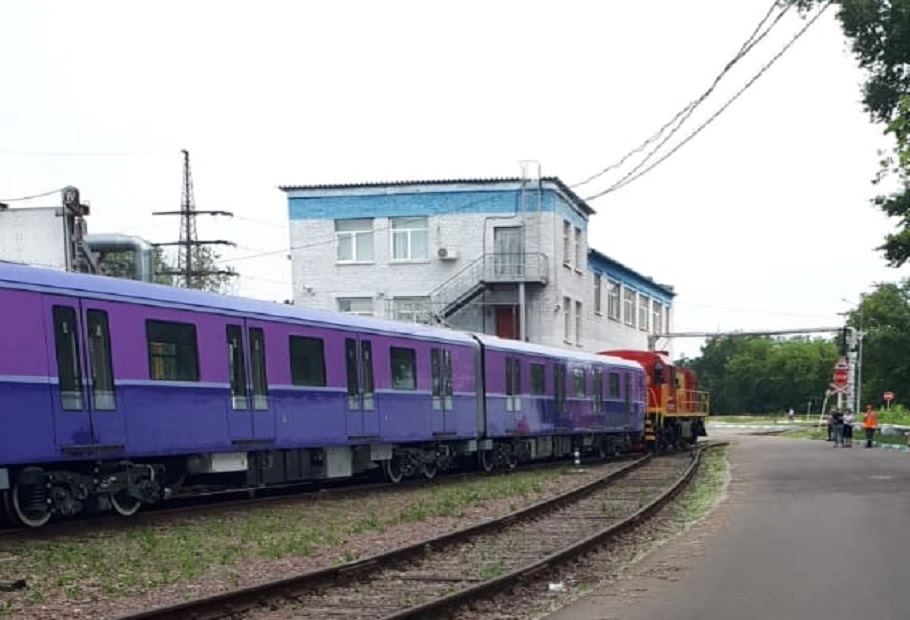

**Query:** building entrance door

left=494, top=306, right=520, bottom=340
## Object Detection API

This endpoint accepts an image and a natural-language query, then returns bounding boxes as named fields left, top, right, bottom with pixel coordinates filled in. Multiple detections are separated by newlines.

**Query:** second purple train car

left=0, top=261, right=645, bottom=527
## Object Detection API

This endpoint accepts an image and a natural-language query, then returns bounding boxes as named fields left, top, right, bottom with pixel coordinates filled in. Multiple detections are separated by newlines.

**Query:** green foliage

left=794, top=0, right=910, bottom=265
left=98, top=247, right=174, bottom=286
left=687, top=335, right=838, bottom=414
left=844, top=279, right=910, bottom=409
left=97, top=245, right=236, bottom=293
left=878, top=403, right=910, bottom=425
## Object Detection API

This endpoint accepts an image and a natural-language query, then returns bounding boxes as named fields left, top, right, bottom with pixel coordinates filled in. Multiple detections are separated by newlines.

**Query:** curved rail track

left=118, top=447, right=707, bottom=620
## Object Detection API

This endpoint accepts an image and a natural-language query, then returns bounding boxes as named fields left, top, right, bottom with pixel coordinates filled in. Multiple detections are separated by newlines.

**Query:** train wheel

left=477, top=450, right=494, bottom=473
left=382, top=456, right=404, bottom=484
left=110, top=491, right=142, bottom=517
left=420, top=459, right=438, bottom=481
left=10, top=467, right=51, bottom=528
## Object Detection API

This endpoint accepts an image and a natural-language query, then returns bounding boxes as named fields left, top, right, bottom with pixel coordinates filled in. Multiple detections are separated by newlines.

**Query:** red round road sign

left=884, top=391, right=895, bottom=402
left=833, top=369, right=849, bottom=386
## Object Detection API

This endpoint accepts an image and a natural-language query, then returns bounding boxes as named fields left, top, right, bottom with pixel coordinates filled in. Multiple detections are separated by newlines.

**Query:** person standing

left=831, top=409, right=844, bottom=447
left=843, top=409, right=854, bottom=448
left=863, top=404, right=879, bottom=448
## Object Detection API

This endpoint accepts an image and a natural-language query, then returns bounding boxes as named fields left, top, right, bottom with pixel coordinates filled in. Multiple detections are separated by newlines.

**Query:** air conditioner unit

left=437, top=247, right=458, bottom=261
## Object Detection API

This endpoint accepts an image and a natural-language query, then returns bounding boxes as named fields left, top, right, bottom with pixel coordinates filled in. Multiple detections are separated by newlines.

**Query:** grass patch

left=0, top=465, right=579, bottom=613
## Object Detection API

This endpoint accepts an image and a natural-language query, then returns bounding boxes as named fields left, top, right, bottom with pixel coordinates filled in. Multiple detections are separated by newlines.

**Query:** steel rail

left=116, top=454, right=654, bottom=620
left=384, top=447, right=704, bottom=620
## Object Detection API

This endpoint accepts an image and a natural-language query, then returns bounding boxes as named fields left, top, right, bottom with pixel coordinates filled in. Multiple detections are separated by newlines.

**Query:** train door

left=43, top=296, right=127, bottom=452
left=226, top=320, right=275, bottom=443
left=430, top=347, right=454, bottom=435
left=504, top=357, right=520, bottom=433
left=345, top=337, right=378, bottom=439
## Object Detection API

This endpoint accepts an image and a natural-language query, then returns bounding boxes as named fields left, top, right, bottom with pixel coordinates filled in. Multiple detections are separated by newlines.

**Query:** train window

left=289, top=336, right=326, bottom=387
left=653, top=360, right=665, bottom=385
left=554, top=363, right=566, bottom=412
left=226, top=326, right=248, bottom=409
left=390, top=347, right=417, bottom=390
left=625, top=373, right=632, bottom=414
left=146, top=320, right=199, bottom=382
left=530, top=363, right=545, bottom=395
left=593, top=368, right=603, bottom=414
left=249, top=328, right=269, bottom=409
left=52, top=306, right=84, bottom=410
left=573, top=368, right=586, bottom=397
left=87, top=310, right=116, bottom=410
left=608, top=372, right=620, bottom=399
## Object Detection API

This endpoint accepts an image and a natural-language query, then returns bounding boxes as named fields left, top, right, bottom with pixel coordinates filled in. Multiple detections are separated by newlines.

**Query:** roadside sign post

left=884, top=391, right=895, bottom=410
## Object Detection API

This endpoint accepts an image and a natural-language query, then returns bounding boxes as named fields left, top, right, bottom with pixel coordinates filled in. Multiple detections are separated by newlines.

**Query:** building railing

left=427, top=252, right=548, bottom=319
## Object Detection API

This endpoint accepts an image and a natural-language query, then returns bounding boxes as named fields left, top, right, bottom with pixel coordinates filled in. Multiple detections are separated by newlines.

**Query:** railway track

left=0, top=455, right=639, bottom=540
left=118, top=447, right=704, bottom=620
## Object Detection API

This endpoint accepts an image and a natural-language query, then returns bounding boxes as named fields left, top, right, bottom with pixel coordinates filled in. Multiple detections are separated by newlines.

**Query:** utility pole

left=153, top=150, right=237, bottom=288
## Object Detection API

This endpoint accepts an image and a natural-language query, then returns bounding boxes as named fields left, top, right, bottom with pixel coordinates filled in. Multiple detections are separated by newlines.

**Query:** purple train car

left=0, top=262, right=645, bottom=527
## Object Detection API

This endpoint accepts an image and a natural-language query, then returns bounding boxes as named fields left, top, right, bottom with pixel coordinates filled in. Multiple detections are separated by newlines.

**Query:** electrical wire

left=586, top=1, right=832, bottom=201
left=570, top=0, right=789, bottom=190
left=0, top=187, right=64, bottom=202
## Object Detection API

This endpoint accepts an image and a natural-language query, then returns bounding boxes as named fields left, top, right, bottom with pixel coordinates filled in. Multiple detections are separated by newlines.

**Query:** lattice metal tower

left=154, top=149, right=236, bottom=288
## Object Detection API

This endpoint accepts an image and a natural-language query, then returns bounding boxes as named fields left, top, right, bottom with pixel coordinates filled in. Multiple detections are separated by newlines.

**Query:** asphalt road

left=548, top=433, right=910, bottom=620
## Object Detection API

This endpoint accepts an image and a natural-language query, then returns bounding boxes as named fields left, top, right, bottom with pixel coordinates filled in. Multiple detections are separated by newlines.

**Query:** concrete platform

left=547, top=435, right=910, bottom=620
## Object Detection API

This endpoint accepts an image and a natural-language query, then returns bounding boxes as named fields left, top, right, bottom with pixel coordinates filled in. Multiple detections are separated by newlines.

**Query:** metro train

left=0, top=261, right=660, bottom=527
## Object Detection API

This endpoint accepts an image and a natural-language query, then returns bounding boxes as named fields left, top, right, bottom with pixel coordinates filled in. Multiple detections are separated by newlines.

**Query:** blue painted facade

left=588, top=249, right=674, bottom=306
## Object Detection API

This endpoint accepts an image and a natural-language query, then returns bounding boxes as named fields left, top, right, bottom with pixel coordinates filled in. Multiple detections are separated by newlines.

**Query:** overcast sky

left=1, top=1, right=904, bottom=358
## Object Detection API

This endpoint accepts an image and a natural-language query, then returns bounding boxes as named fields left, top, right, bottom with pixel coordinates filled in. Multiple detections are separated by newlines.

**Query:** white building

left=281, top=177, right=673, bottom=353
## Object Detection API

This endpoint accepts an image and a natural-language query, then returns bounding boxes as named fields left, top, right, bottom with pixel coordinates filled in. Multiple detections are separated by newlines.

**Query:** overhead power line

left=0, top=187, right=64, bottom=203
left=571, top=0, right=790, bottom=190
left=586, top=0, right=832, bottom=201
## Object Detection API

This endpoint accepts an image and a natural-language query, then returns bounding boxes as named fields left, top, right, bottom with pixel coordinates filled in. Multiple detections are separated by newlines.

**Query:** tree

left=846, top=279, right=910, bottom=407
left=98, top=245, right=236, bottom=293
left=97, top=247, right=174, bottom=286
left=796, top=0, right=910, bottom=265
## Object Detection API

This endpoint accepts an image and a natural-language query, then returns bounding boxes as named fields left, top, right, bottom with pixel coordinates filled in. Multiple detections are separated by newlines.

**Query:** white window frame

left=337, top=297, right=374, bottom=317
left=574, top=227, right=582, bottom=272
left=623, top=287, right=635, bottom=327
left=563, top=296, right=572, bottom=343
left=335, top=219, right=374, bottom=263
left=390, top=216, right=429, bottom=262
left=575, top=300, right=583, bottom=345
left=607, top=280, right=620, bottom=321
left=562, top=220, right=572, bottom=267
left=638, top=293, right=649, bottom=332
left=594, top=274, right=602, bottom=315
left=652, top=300, right=663, bottom=335
left=391, top=297, right=431, bottom=324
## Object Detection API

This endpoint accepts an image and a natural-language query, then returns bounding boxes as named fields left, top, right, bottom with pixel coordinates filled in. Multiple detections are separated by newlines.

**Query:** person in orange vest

left=863, top=404, right=879, bottom=448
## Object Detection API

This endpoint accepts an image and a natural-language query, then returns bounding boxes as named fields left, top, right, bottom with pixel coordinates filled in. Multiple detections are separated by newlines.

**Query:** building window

left=665, top=306, right=671, bottom=334
left=623, top=287, right=635, bottom=327
left=335, top=218, right=374, bottom=262
left=391, top=216, right=429, bottom=261
left=607, top=280, right=620, bottom=321
left=392, top=297, right=430, bottom=324
left=289, top=336, right=326, bottom=386
left=652, top=301, right=663, bottom=335
left=146, top=320, right=199, bottom=382
left=638, top=294, right=649, bottom=332
left=574, top=227, right=582, bottom=270
left=594, top=275, right=602, bottom=314
left=575, top=300, right=583, bottom=344
left=390, top=347, right=417, bottom=390
left=563, top=296, right=571, bottom=341
left=530, top=363, right=545, bottom=395
left=562, top=220, right=571, bottom=267
left=338, top=297, right=374, bottom=317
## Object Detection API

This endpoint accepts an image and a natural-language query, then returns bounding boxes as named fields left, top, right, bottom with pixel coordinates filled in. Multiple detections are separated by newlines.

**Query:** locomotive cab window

left=290, top=336, right=326, bottom=387
left=390, top=347, right=416, bottom=390
left=147, top=320, right=199, bottom=382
